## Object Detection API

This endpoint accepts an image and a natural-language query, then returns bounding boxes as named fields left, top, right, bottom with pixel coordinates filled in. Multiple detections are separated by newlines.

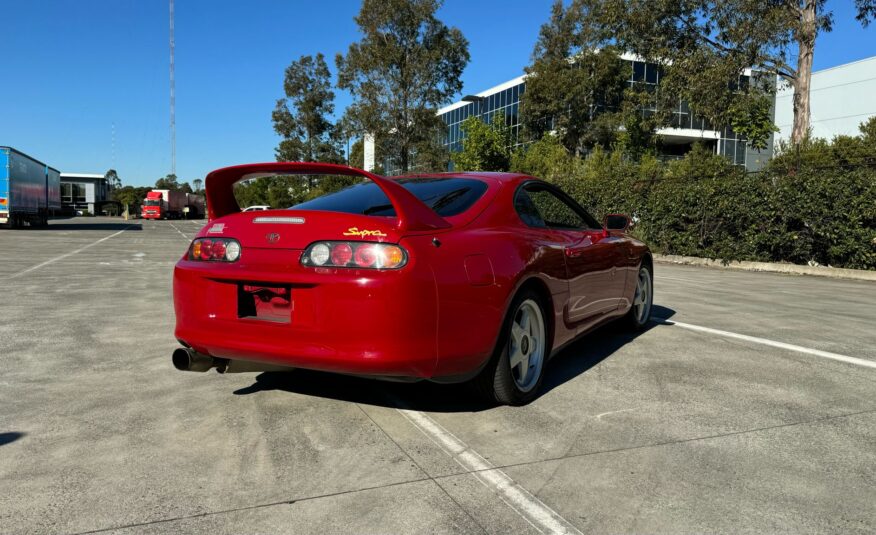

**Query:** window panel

left=645, top=63, right=658, bottom=84
left=633, top=61, right=645, bottom=82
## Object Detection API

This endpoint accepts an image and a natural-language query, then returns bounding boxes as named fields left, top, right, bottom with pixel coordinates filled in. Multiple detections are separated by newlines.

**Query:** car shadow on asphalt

left=27, top=222, right=143, bottom=231
left=0, top=432, right=24, bottom=447
left=233, top=305, right=676, bottom=413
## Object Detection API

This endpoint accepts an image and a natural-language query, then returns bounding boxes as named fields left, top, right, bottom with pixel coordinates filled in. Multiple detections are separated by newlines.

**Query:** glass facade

left=438, top=59, right=769, bottom=169
left=60, top=182, right=88, bottom=204
left=441, top=81, right=526, bottom=156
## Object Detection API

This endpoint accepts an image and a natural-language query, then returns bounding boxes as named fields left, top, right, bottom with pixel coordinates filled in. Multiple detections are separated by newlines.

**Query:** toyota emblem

left=266, top=233, right=280, bottom=243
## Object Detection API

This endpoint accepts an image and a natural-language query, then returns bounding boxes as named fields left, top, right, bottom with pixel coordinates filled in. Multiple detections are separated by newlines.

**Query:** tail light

left=301, top=241, right=407, bottom=270
left=189, top=238, right=241, bottom=262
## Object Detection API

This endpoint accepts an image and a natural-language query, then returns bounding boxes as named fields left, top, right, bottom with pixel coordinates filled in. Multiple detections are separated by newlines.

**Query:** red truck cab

left=141, top=191, right=165, bottom=219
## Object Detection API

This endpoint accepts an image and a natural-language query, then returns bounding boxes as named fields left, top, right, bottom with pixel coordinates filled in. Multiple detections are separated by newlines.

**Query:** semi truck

left=141, top=190, right=205, bottom=219
left=0, top=146, right=61, bottom=228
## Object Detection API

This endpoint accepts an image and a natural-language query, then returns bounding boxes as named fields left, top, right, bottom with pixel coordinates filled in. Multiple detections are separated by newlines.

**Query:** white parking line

left=167, top=221, right=191, bottom=241
left=7, top=227, right=132, bottom=279
left=657, top=318, right=876, bottom=370
left=395, top=406, right=583, bottom=535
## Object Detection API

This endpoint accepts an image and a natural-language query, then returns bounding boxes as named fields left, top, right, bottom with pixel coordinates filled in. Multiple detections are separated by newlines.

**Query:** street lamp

left=461, top=94, right=486, bottom=118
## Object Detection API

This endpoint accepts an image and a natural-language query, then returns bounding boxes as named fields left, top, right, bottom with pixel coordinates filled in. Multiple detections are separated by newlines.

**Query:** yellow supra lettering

left=343, top=227, right=387, bottom=238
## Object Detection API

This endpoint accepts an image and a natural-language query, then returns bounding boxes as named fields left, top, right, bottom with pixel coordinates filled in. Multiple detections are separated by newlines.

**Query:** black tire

left=472, top=289, right=549, bottom=406
left=624, top=264, right=653, bottom=330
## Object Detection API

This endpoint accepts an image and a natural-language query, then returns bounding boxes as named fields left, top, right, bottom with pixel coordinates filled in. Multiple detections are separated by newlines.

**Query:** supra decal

left=207, top=223, right=225, bottom=234
left=343, top=227, right=387, bottom=238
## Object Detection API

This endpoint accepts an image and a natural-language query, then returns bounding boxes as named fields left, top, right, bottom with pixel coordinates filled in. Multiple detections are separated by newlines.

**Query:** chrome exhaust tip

left=172, top=347, right=216, bottom=372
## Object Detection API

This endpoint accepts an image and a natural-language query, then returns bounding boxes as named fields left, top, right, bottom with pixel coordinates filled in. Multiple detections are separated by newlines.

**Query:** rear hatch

left=200, top=209, right=403, bottom=250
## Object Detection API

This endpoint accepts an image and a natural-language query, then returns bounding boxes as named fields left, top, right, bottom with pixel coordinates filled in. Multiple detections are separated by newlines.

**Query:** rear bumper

left=173, top=248, right=439, bottom=378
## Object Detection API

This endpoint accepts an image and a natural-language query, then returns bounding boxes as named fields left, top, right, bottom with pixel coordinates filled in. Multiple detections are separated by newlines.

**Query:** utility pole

left=169, top=0, right=176, bottom=177
left=111, top=122, right=116, bottom=169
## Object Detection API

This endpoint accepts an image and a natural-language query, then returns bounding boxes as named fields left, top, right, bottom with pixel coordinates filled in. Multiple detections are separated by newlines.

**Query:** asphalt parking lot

left=1, top=217, right=875, bottom=534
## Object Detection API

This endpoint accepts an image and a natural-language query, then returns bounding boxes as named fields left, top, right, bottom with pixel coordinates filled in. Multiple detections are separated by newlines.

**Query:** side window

left=517, top=186, right=588, bottom=230
left=514, top=189, right=546, bottom=228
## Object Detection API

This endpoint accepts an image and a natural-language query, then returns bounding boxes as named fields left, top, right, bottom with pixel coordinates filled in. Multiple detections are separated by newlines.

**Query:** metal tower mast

left=169, top=0, right=176, bottom=177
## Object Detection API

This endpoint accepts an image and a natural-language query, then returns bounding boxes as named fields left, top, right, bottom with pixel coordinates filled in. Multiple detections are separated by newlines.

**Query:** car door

left=517, top=183, right=627, bottom=331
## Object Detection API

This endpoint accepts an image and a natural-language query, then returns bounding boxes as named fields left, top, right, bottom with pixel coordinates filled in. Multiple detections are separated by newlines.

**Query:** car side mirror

left=604, top=214, right=631, bottom=232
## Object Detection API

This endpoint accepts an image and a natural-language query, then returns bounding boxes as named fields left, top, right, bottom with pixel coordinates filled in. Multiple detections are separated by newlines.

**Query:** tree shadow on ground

left=0, top=432, right=24, bottom=447
left=233, top=305, right=676, bottom=413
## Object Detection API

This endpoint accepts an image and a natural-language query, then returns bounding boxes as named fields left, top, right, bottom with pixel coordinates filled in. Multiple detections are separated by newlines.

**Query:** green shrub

left=509, top=118, right=876, bottom=270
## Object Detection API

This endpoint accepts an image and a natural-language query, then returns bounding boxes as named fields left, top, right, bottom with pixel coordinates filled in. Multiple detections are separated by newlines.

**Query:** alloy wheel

left=633, top=268, right=652, bottom=324
left=509, top=299, right=546, bottom=392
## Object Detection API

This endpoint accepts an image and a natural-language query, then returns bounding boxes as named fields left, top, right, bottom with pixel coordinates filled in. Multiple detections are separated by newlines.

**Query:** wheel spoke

left=509, top=346, right=525, bottom=368
left=520, top=309, right=531, bottom=334
left=516, top=353, right=530, bottom=382
left=511, top=322, right=524, bottom=346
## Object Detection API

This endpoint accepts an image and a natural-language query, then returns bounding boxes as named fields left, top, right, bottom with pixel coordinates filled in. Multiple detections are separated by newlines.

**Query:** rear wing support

left=204, top=162, right=450, bottom=232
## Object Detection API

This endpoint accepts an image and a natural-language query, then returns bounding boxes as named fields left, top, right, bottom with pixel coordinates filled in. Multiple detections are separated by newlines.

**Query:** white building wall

left=363, top=133, right=375, bottom=172
left=775, top=56, right=876, bottom=144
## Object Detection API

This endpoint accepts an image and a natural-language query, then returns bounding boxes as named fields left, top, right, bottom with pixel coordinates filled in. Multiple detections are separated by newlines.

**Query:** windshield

left=144, top=200, right=161, bottom=206
left=291, top=177, right=488, bottom=217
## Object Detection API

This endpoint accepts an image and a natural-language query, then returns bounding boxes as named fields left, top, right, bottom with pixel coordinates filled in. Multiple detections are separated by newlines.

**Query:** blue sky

left=0, top=0, right=874, bottom=187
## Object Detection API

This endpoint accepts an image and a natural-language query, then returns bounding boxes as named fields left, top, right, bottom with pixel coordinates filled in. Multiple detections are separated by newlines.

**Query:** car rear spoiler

left=204, top=162, right=450, bottom=231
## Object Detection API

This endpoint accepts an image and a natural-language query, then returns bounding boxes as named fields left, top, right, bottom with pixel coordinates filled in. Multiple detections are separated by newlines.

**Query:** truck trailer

left=184, top=192, right=205, bottom=219
left=0, top=147, right=61, bottom=228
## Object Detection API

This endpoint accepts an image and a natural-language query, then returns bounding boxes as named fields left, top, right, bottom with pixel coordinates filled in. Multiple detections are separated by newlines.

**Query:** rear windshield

left=291, top=177, right=488, bottom=217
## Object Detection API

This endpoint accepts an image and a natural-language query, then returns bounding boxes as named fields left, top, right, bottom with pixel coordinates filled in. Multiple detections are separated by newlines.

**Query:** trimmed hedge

left=510, top=120, right=876, bottom=270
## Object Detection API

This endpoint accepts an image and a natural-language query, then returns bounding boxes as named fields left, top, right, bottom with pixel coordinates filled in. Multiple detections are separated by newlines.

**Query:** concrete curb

left=654, top=254, right=876, bottom=282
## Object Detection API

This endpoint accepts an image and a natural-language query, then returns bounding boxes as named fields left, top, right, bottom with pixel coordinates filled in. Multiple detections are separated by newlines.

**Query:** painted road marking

left=167, top=221, right=192, bottom=241
left=657, top=318, right=876, bottom=370
left=8, top=227, right=133, bottom=279
left=395, top=406, right=583, bottom=535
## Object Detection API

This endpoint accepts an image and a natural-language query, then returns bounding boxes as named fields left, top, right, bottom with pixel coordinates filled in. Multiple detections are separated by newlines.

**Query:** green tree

left=112, top=185, right=151, bottom=208
left=348, top=138, right=365, bottom=169
left=104, top=169, right=121, bottom=190
left=336, top=0, right=469, bottom=173
left=452, top=113, right=513, bottom=172
left=575, top=0, right=876, bottom=146
left=192, top=179, right=203, bottom=193
left=272, top=53, right=344, bottom=164
left=510, top=133, right=578, bottom=183
left=112, top=186, right=138, bottom=207
left=155, top=174, right=179, bottom=190
left=523, top=2, right=638, bottom=155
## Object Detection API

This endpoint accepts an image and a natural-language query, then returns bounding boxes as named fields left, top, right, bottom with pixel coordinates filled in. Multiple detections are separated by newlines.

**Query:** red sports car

left=172, top=162, right=653, bottom=405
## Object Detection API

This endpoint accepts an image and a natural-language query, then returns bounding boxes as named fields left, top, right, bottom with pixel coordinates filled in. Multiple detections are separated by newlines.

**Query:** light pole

left=461, top=94, right=486, bottom=119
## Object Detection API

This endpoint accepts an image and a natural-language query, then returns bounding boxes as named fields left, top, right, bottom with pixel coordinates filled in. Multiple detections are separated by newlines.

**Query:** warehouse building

left=436, top=54, right=774, bottom=172
left=367, top=55, right=874, bottom=174
left=60, top=173, right=117, bottom=215
left=774, top=55, right=876, bottom=144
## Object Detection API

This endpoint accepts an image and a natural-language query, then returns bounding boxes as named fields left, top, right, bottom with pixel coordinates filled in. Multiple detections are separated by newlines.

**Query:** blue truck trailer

left=0, top=147, right=61, bottom=228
